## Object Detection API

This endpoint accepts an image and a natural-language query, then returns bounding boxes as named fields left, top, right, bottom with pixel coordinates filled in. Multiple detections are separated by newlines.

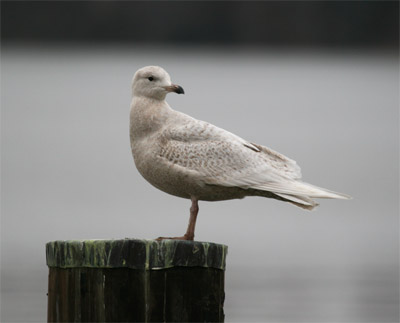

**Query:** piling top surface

left=46, top=239, right=227, bottom=270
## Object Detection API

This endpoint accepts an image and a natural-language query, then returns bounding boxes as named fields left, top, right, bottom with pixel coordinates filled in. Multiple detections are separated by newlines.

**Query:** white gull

left=129, top=66, right=351, bottom=240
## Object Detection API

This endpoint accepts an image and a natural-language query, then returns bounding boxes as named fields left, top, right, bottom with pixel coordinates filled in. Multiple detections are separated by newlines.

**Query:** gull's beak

left=164, top=84, right=185, bottom=94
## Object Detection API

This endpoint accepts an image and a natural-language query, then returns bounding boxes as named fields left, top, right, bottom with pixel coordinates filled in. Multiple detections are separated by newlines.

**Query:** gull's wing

left=159, top=113, right=350, bottom=204
left=159, top=114, right=305, bottom=187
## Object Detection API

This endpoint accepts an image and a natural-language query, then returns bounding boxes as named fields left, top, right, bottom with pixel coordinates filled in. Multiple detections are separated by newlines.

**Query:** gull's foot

left=155, top=234, right=194, bottom=241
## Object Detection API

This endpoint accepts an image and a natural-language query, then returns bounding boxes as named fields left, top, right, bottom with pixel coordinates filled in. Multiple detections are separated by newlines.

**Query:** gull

left=129, top=66, right=351, bottom=240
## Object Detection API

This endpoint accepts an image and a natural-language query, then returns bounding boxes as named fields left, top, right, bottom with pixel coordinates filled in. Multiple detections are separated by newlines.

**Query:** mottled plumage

left=130, top=66, right=350, bottom=240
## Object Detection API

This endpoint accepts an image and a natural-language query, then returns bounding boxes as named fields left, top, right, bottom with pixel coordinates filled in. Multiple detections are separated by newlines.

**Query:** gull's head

left=132, top=66, right=184, bottom=100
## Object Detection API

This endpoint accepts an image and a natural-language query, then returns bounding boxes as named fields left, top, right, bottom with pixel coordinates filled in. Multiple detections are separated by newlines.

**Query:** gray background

left=1, top=2, right=399, bottom=322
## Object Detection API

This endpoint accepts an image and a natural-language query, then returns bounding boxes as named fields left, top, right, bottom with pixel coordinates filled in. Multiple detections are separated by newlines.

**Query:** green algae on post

left=46, top=239, right=227, bottom=270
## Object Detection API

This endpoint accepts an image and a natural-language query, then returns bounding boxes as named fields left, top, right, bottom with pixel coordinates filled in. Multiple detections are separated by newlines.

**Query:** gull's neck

left=130, top=96, right=174, bottom=141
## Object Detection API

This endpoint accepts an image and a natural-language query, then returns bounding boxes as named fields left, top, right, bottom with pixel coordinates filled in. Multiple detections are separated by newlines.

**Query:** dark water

left=1, top=45, right=398, bottom=322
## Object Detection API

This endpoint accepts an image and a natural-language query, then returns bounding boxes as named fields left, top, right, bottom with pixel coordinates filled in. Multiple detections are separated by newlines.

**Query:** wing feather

left=159, top=114, right=303, bottom=187
left=156, top=111, right=351, bottom=205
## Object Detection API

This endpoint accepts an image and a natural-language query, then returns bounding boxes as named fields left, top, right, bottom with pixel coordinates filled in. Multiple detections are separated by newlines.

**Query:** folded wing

left=159, top=114, right=350, bottom=208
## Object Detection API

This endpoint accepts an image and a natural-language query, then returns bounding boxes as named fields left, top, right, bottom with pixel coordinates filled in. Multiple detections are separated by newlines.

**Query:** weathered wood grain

left=47, top=239, right=227, bottom=322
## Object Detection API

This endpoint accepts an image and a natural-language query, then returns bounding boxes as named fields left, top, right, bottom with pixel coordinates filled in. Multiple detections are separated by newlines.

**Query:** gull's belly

left=132, top=144, right=197, bottom=199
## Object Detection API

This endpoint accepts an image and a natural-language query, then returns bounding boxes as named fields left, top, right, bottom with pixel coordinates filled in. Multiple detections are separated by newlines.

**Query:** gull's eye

left=148, top=76, right=154, bottom=81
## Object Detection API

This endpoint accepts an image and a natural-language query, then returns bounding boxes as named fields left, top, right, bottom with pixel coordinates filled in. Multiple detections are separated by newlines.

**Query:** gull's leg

left=183, top=197, right=199, bottom=240
left=156, top=197, right=199, bottom=241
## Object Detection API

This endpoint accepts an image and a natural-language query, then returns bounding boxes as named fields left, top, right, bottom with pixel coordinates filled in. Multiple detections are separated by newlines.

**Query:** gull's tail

left=253, top=181, right=352, bottom=210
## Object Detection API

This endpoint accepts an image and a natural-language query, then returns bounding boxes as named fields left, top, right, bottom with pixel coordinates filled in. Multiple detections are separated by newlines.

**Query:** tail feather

left=252, top=180, right=351, bottom=210
left=253, top=181, right=352, bottom=200
left=274, top=193, right=319, bottom=210
left=297, top=182, right=352, bottom=200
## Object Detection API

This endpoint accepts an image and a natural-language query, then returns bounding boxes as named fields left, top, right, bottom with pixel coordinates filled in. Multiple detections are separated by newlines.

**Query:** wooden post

left=46, top=239, right=227, bottom=322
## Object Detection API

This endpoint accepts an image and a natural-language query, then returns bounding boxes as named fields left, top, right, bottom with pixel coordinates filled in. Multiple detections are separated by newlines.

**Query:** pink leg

left=156, top=197, right=199, bottom=241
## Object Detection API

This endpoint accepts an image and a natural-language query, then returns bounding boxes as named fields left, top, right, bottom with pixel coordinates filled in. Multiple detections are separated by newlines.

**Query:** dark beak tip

left=176, top=85, right=185, bottom=95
